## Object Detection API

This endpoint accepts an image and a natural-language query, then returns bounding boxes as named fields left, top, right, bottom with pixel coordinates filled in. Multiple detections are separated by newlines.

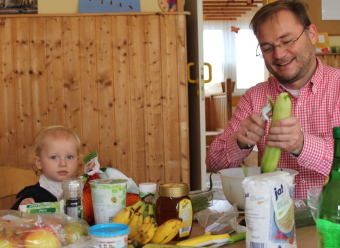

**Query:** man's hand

left=237, top=113, right=267, bottom=149
left=266, top=116, right=304, bottom=156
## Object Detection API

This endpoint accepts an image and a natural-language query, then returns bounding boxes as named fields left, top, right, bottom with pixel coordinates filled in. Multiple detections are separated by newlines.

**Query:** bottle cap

left=333, top=127, right=340, bottom=139
left=158, top=183, right=189, bottom=197
left=62, top=178, right=83, bottom=198
left=139, top=183, right=157, bottom=193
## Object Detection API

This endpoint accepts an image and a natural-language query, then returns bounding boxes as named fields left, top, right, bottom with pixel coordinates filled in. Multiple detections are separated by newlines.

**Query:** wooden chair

left=0, top=194, right=17, bottom=210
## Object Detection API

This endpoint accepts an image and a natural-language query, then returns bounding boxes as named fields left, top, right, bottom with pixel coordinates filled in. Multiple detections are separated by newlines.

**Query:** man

left=206, top=0, right=340, bottom=199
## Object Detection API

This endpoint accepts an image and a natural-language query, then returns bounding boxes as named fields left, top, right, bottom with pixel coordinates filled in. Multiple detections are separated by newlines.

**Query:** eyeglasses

left=256, top=26, right=307, bottom=57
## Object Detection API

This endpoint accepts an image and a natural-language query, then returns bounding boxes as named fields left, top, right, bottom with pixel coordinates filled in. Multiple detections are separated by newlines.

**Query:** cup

left=307, top=185, right=323, bottom=221
left=90, top=179, right=128, bottom=224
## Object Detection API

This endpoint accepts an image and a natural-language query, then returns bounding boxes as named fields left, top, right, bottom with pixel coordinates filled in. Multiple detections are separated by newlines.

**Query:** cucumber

left=261, top=92, right=292, bottom=173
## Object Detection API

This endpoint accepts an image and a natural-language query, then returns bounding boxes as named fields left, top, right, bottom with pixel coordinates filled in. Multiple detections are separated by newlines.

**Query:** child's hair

left=31, top=125, right=81, bottom=176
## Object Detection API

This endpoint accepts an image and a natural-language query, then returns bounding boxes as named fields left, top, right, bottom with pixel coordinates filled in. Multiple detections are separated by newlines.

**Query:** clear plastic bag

left=0, top=210, right=91, bottom=248
left=195, top=204, right=246, bottom=234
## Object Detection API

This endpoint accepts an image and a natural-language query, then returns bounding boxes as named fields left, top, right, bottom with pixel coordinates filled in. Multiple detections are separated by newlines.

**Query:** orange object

left=82, top=187, right=94, bottom=224
left=82, top=173, right=101, bottom=225
left=126, top=193, right=140, bottom=207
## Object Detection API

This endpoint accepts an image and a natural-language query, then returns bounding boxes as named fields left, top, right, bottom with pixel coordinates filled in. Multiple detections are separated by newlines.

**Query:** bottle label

left=178, top=198, right=193, bottom=238
left=317, top=219, right=340, bottom=247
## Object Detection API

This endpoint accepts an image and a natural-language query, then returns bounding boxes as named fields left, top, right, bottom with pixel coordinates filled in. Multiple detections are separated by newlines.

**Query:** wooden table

left=175, top=200, right=318, bottom=247
left=188, top=221, right=317, bottom=248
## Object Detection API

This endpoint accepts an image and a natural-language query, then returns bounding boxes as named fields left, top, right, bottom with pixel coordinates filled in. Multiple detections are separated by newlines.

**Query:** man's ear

left=307, top=24, right=318, bottom=44
left=34, top=156, right=42, bottom=170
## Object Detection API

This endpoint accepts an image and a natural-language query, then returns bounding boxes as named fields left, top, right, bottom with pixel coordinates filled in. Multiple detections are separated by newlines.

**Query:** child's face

left=34, top=136, right=79, bottom=182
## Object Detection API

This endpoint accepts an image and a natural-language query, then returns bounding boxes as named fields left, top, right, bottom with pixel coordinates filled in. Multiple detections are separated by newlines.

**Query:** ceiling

left=203, top=0, right=263, bottom=21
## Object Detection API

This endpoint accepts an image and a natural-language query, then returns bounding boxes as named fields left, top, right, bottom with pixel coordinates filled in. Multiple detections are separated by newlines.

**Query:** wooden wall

left=0, top=12, right=189, bottom=197
left=316, top=53, right=340, bottom=69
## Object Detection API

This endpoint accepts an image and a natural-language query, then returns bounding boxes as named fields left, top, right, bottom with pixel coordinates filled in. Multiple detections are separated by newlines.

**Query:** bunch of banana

left=143, top=203, right=155, bottom=224
left=150, top=218, right=182, bottom=244
left=128, top=238, right=138, bottom=248
left=133, top=222, right=158, bottom=245
left=111, top=200, right=144, bottom=225
left=128, top=202, right=148, bottom=239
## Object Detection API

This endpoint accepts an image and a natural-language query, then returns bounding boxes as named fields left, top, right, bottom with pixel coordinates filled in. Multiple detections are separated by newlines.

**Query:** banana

left=128, top=202, right=148, bottom=239
left=143, top=203, right=155, bottom=224
left=111, top=200, right=143, bottom=225
left=150, top=218, right=182, bottom=244
left=134, top=222, right=158, bottom=245
left=128, top=238, right=138, bottom=248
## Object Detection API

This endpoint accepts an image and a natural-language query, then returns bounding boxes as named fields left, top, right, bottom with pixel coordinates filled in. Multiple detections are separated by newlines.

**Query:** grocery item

left=62, top=178, right=84, bottom=219
left=261, top=93, right=292, bottom=173
left=316, top=127, right=340, bottom=248
left=0, top=211, right=90, bottom=247
left=242, top=171, right=296, bottom=248
left=90, top=179, right=128, bottom=224
left=111, top=200, right=144, bottom=225
left=155, top=183, right=193, bottom=241
left=150, top=218, right=182, bottom=244
left=90, top=223, right=130, bottom=248
left=139, top=183, right=157, bottom=204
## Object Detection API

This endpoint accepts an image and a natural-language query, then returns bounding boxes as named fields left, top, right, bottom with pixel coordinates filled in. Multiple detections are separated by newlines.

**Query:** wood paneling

left=316, top=53, right=340, bottom=69
left=0, top=13, right=189, bottom=189
left=203, top=0, right=262, bottom=20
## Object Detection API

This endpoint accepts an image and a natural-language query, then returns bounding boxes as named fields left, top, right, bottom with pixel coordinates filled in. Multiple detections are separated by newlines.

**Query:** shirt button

left=301, top=180, right=306, bottom=183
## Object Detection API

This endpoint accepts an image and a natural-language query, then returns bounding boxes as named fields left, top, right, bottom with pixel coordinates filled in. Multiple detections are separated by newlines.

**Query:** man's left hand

left=266, top=116, right=303, bottom=156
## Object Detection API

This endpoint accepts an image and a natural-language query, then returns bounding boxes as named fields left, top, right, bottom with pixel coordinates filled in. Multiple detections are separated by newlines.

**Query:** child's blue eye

left=51, top=156, right=58, bottom=160
left=66, top=155, right=74, bottom=159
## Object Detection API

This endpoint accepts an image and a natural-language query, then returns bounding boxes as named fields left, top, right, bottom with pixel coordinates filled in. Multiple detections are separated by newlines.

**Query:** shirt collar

left=269, top=56, right=323, bottom=93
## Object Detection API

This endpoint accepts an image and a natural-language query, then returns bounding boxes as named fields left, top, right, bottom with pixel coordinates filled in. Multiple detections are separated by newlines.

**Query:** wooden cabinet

left=0, top=12, right=189, bottom=196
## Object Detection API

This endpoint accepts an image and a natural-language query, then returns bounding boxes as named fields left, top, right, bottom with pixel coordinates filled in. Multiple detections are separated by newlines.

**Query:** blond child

left=11, top=125, right=81, bottom=210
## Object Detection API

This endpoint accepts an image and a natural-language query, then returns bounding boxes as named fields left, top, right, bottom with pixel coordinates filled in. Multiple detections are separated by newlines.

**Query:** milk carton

left=242, top=171, right=297, bottom=248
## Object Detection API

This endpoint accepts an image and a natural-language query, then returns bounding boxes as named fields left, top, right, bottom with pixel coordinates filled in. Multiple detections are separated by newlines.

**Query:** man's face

left=256, top=10, right=318, bottom=89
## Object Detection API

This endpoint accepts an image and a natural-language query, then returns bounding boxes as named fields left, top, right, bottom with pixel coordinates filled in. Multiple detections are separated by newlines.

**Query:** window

left=203, top=30, right=224, bottom=84
left=203, top=24, right=268, bottom=95
left=235, top=30, right=268, bottom=95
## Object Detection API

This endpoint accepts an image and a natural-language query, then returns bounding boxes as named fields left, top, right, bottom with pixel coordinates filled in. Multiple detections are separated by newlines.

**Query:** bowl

left=219, top=167, right=298, bottom=210
left=307, top=186, right=323, bottom=221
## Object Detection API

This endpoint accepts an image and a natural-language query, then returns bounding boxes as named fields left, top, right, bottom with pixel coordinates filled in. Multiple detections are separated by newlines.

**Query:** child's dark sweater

left=11, top=182, right=57, bottom=210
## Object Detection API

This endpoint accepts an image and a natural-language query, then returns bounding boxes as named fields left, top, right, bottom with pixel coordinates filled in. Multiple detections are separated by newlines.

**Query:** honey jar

left=155, top=183, right=193, bottom=241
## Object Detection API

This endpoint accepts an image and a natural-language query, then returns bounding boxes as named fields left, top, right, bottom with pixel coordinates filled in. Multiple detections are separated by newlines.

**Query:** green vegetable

left=261, top=93, right=292, bottom=173
left=240, top=163, right=248, bottom=177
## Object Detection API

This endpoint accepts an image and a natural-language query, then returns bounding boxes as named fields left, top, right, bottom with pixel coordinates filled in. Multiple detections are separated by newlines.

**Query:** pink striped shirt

left=206, top=58, right=340, bottom=199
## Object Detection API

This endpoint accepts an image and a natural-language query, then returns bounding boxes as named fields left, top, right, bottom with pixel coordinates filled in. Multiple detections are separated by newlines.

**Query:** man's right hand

left=237, top=113, right=266, bottom=149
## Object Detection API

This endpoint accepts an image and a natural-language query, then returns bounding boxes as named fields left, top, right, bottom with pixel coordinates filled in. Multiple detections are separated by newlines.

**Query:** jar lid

left=158, top=183, right=189, bottom=197
left=139, top=183, right=157, bottom=193
left=62, top=178, right=83, bottom=197
left=90, top=223, right=130, bottom=237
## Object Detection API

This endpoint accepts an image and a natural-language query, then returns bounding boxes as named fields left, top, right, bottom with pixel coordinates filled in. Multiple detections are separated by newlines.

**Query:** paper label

left=178, top=198, right=193, bottom=238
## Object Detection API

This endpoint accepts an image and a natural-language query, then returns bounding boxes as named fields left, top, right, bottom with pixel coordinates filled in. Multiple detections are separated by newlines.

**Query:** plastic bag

left=0, top=210, right=91, bottom=248
left=195, top=204, right=246, bottom=234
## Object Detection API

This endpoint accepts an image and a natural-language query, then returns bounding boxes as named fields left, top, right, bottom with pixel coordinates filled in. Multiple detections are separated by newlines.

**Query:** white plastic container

left=90, top=179, right=128, bottom=224
left=90, top=223, right=130, bottom=248
left=139, top=182, right=157, bottom=203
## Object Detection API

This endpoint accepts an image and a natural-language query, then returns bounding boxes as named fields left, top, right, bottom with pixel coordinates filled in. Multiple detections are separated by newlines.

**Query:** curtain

left=203, top=9, right=260, bottom=83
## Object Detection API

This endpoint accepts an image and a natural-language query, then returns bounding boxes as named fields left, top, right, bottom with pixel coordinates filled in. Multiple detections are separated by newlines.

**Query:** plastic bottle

left=316, top=127, right=340, bottom=247
left=62, top=177, right=84, bottom=219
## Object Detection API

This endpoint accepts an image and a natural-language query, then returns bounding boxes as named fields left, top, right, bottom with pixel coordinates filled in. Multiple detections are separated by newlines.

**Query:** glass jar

left=155, top=183, right=193, bottom=241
